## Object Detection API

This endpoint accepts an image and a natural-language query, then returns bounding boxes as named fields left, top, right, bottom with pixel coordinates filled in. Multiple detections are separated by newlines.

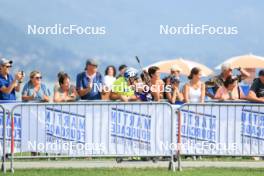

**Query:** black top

left=250, top=78, right=264, bottom=98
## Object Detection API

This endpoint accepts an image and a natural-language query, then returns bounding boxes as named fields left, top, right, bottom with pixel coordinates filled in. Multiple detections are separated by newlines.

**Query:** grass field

left=4, top=168, right=264, bottom=176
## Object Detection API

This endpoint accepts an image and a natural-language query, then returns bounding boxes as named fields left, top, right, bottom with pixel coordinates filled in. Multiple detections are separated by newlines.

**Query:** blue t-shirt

left=76, top=72, right=102, bottom=100
left=0, top=74, right=16, bottom=100
left=22, top=82, right=50, bottom=102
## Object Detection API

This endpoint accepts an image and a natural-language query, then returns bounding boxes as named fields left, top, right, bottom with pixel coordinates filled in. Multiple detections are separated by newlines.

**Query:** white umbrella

left=215, top=54, right=264, bottom=70
left=144, top=58, right=213, bottom=77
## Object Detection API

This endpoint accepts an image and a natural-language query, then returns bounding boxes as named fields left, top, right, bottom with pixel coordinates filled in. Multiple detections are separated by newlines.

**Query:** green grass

left=11, top=155, right=259, bottom=162
left=4, top=168, right=264, bottom=176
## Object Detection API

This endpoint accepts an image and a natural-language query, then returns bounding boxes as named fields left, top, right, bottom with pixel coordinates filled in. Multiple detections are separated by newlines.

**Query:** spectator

left=22, top=71, right=50, bottom=102
left=103, top=65, right=116, bottom=88
left=53, top=72, right=78, bottom=102
left=76, top=58, right=103, bottom=100
left=165, top=76, right=183, bottom=104
left=207, top=63, right=250, bottom=97
left=183, top=67, right=205, bottom=103
left=116, top=64, right=127, bottom=78
left=134, top=71, right=152, bottom=101
left=214, top=76, right=245, bottom=101
left=102, top=65, right=116, bottom=100
left=170, top=65, right=181, bottom=79
left=0, top=58, right=24, bottom=100
left=163, top=65, right=183, bottom=100
left=247, top=69, right=264, bottom=103
left=148, top=66, right=164, bottom=101
left=53, top=71, right=65, bottom=90
left=110, top=67, right=138, bottom=102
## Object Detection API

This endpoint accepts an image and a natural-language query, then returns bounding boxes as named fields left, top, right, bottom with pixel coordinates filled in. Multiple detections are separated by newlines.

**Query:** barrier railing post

left=1, top=106, right=6, bottom=173
left=177, top=110, right=182, bottom=171
left=10, top=111, right=14, bottom=173
left=169, top=105, right=175, bottom=172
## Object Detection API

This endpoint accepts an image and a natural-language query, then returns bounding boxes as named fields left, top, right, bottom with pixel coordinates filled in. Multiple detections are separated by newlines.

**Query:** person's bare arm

left=109, top=92, right=137, bottom=102
left=159, top=91, right=164, bottom=99
left=0, top=72, right=22, bottom=94
left=0, top=80, right=17, bottom=94
left=127, top=95, right=139, bottom=101
left=247, top=91, right=264, bottom=103
left=14, top=72, right=24, bottom=92
left=160, top=81, right=165, bottom=99
left=176, top=89, right=184, bottom=102
left=240, top=68, right=250, bottom=80
left=53, top=91, right=63, bottom=102
left=166, top=91, right=173, bottom=103
left=22, top=94, right=35, bottom=101
left=151, top=91, right=160, bottom=102
left=183, top=84, right=190, bottom=103
left=200, top=83, right=206, bottom=103
left=170, top=87, right=183, bottom=104
left=15, top=83, right=21, bottom=92
left=42, top=95, right=50, bottom=102
left=110, top=92, right=121, bottom=100
left=69, top=87, right=78, bottom=101
left=150, top=83, right=161, bottom=102
left=62, top=86, right=78, bottom=102
left=78, top=87, right=91, bottom=97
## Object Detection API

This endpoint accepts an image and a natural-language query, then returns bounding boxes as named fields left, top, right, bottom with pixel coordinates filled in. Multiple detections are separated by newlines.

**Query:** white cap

left=221, top=63, right=232, bottom=72
left=0, top=58, right=12, bottom=66
left=170, top=65, right=182, bottom=72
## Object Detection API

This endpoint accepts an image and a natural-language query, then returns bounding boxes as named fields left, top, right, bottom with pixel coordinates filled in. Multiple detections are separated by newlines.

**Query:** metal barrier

left=9, top=102, right=178, bottom=173
left=7, top=101, right=264, bottom=172
left=177, top=102, right=264, bottom=164
left=0, top=105, right=7, bottom=173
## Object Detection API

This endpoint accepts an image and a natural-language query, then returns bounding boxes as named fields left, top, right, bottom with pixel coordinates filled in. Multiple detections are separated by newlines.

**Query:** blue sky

left=0, top=0, right=263, bottom=76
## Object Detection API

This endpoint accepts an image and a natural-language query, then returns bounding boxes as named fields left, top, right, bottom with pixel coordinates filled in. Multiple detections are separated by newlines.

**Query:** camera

left=19, top=70, right=25, bottom=77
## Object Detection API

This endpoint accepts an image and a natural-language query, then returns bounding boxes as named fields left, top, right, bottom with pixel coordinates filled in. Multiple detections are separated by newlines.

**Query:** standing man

left=76, top=58, right=103, bottom=100
left=0, top=58, right=24, bottom=100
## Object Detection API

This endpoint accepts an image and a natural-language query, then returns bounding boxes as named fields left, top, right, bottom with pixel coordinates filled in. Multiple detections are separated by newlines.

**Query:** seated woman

left=54, top=72, right=78, bottom=102
left=22, top=71, right=50, bottom=102
left=165, top=76, right=183, bottom=104
left=214, top=76, right=245, bottom=101
left=183, top=67, right=205, bottom=103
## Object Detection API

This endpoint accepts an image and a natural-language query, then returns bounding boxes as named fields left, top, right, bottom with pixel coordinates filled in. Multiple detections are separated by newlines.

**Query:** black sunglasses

left=34, top=76, right=42, bottom=80
left=3, top=65, right=12, bottom=68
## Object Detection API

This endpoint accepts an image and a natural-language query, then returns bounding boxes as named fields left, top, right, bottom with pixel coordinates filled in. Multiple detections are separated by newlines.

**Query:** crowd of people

left=0, top=57, right=264, bottom=103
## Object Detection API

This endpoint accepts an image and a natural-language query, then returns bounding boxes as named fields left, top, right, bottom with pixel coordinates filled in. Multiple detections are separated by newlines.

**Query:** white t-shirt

left=103, top=75, right=116, bottom=89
